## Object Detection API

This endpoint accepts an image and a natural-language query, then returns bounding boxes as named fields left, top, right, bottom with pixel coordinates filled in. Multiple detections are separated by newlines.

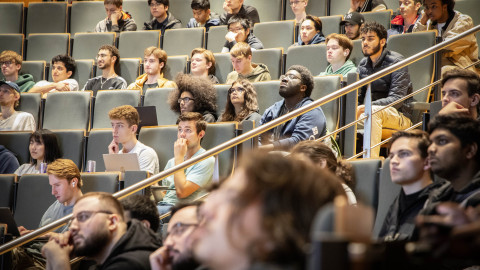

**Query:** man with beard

left=127, top=46, right=176, bottom=90
left=150, top=203, right=201, bottom=270
left=259, top=65, right=327, bottom=151
left=82, top=45, right=127, bottom=95
left=356, top=21, right=413, bottom=157
left=42, top=192, right=162, bottom=270
left=340, top=12, right=364, bottom=40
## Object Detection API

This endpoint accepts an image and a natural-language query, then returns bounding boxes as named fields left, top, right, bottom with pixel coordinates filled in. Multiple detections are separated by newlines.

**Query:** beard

left=362, top=42, right=382, bottom=57
left=73, top=230, right=111, bottom=258
left=279, top=84, right=301, bottom=99
left=172, top=251, right=200, bottom=270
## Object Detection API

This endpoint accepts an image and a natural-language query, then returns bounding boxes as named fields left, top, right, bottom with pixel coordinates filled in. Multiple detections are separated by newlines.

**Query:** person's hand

left=223, top=1, right=232, bottom=14
left=108, top=139, right=120, bottom=154
left=349, top=0, right=363, bottom=12
left=225, top=31, right=238, bottom=42
left=111, top=10, right=122, bottom=24
left=174, top=138, right=188, bottom=163
left=42, top=231, right=73, bottom=260
left=356, top=105, right=365, bottom=119
left=419, top=9, right=429, bottom=25
left=54, top=82, right=70, bottom=92
left=149, top=246, right=172, bottom=270
left=438, top=101, right=471, bottom=117
left=18, top=226, right=33, bottom=236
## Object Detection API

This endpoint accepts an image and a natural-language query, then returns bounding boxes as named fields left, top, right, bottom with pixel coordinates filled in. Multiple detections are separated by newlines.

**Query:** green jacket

left=17, top=74, right=35, bottom=92
left=319, top=60, right=357, bottom=77
left=226, top=63, right=271, bottom=84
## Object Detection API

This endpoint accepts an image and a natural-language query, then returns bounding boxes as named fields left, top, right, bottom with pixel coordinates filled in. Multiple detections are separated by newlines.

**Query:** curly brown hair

left=168, top=73, right=217, bottom=115
left=220, top=79, right=259, bottom=122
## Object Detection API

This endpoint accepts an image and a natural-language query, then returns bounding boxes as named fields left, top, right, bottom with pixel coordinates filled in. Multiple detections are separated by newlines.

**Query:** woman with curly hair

left=219, top=79, right=261, bottom=124
left=168, top=74, right=218, bottom=122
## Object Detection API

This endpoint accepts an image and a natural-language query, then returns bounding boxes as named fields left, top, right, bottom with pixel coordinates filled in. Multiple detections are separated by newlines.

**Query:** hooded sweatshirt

left=295, top=32, right=325, bottom=46
left=95, top=11, right=137, bottom=33
left=319, top=60, right=357, bottom=77
left=225, top=63, right=271, bottom=84
left=17, top=74, right=35, bottom=92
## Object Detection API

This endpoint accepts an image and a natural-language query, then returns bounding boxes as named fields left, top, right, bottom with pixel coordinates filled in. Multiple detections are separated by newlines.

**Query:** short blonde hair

left=108, top=105, right=139, bottom=126
left=191, top=48, right=216, bottom=75
left=144, top=46, right=167, bottom=73
left=47, top=159, right=83, bottom=188
left=325, top=33, right=353, bottom=60
left=0, top=50, right=22, bottom=65
left=230, top=42, right=252, bottom=58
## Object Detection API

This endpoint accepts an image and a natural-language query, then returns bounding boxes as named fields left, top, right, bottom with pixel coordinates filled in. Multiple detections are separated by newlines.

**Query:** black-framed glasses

left=71, top=210, right=112, bottom=223
left=178, top=97, right=195, bottom=103
left=280, top=73, right=301, bottom=80
left=149, top=2, right=163, bottom=7
left=165, top=222, right=198, bottom=238
left=0, top=61, right=14, bottom=67
left=228, top=87, right=245, bottom=94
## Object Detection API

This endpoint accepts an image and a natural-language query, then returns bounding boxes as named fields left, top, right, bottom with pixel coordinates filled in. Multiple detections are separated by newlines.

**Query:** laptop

left=135, top=106, right=158, bottom=132
left=0, top=207, right=20, bottom=237
left=103, top=153, right=141, bottom=172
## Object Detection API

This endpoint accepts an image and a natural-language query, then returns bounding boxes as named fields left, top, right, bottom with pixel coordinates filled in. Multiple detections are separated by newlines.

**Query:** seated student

left=349, top=0, right=387, bottom=13
left=82, top=45, right=127, bottom=94
left=187, top=0, right=220, bottom=31
left=340, top=12, right=365, bottom=40
left=388, top=0, right=421, bottom=37
left=259, top=65, right=327, bottom=151
left=219, top=79, right=261, bottom=123
left=290, top=0, right=308, bottom=26
left=192, top=151, right=345, bottom=270
left=121, top=195, right=160, bottom=233
left=168, top=74, right=218, bottom=122
left=108, top=105, right=160, bottom=174
left=0, top=145, right=19, bottom=174
left=438, top=69, right=480, bottom=119
left=219, top=0, right=260, bottom=25
left=221, top=15, right=263, bottom=53
left=29, top=55, right=79, bottom=96
left=0, top=50, right=35, bottom=92
left=225, top=42, right=271, bottom=84
left=413, top=0, right=478, bottom=74
left=95, top=0, right=137, bottom=33
left=144, top=0, right=182, bottom=33
left=128, top=47, right=176, bottom=90
left=190, top=48, right=219, bottom=84
left=15, top=129, right=62, bottom=176
left=0, top=81, right=35, bottom=131
left=320, top=33, right=357, bottom=76
left=156, top=112, right=215, bottom=215
left=295, top=14, right=325, bottom=46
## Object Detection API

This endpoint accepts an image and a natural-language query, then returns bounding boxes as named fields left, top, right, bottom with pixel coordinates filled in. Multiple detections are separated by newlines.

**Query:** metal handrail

left=2, top=24, right=479, bottom=255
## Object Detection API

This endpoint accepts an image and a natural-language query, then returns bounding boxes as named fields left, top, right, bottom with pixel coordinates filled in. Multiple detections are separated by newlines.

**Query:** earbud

left=72, top=182, right=75, bottom=187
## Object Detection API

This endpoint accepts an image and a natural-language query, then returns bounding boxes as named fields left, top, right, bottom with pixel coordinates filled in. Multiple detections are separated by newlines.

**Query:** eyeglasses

left=0, top=61, right=14, bottom=67
left=228, top=87, right=245, bottom=94
left=70, top=210, right=112, bottom=223
left=178, top=97, right=195, bottom=103
left=289, top=0, right=305, bottom=6
left=228, top=27, right=244, bottom=32
left=149, top=2, right=163, bottom=7
left=165, top=222, right=198, bottom=238
left=280, top=73, right=301, bottom=80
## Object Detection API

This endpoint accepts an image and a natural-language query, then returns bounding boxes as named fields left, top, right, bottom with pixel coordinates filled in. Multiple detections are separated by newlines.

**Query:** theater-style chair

left=73, top=60, right=95, bottom=90
left=162, top=28, right=205, bottom=56
left=81, top=172, right=120, bottom=194
left=85, top=129, right=113, bottom=173
left=26, top=33, right=70, bottom=62
left=42, top=91, right=92, bottom=130
left=329, top=1, right=352, bottom=16
left=311, top=75, right=343, bottom=133
left=26, top=2, right=67, bottom=35
left=168, top=0, right=196, bottom=28
left=253, top=80, right=282, bottom=115
left=18, top=93, right=42, bottom=129
left=0, top=131, right=31, bottom=165
left=252, top=48, right=283, bottom=80
left=138, top=126, right=178, bottom=171
left=285, top=0, right=326, bottom=18
left=0, top=2, right=23, bottom=34
left=0, top=34, right=23, bottom=57
left=91, top=90, right=142, bottom=129
left=14, top=174, right=56, bottom=229
left=70, top=1, right=105, bottom=35
left=0, top=174, right=16, bottom=209
left=93, top=58, right=141, bottom=93
left=215, top=84, right=230, bottom=118
left=319, top=15, right=342, bottom=37
left=362, top=10, right=393, bottom=30
left=72, top=32, right=116, bottom=60
left=207, top=25, right=228, bottom=53
left=285, top=44, right=326, bottom=76
left=122, top=171, right=150, bottom=196
left=349, top=158, right=383, bottom=212
left=163, top=55, right=188, bottom=81
left=253, top=20, right=295, bottom=51
left=213, top=53, right=233, bottom=84
left=142, top=87, right=178, bottom=125
left=202, top=122, right=237, bottom=178
left=349, top=40, right=364, bottom=66
left=123, top=0, right=152, bottom=26
left=21, top=61, right=46, bottom=82
left=244, top=0, right=283, bottom=22
left=118, top=31, right=161, bottom=59
left=52, top=129, right=86, bottom=171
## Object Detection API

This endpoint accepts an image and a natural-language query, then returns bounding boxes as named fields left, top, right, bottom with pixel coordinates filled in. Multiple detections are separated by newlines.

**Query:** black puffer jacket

left=143, top=12, right=182, bottom=34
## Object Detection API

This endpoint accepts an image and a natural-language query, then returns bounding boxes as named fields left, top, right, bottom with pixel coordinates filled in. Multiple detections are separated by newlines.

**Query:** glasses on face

left=178, top=97, right=195, bottom=104
left=71, top=210, right=112, bottom=223
left=165, top=222, right=198, bottom=238
left=228, top=87, right=245, bottom=94
left=149, top=2, right=163, bottom=7
left=228, top=27, right=244, bottom=32
left=0, top=61, right=14, bottom=67
left=289, top=0, right=305, bottom=6
left=280, top=73, right=301, bottom=81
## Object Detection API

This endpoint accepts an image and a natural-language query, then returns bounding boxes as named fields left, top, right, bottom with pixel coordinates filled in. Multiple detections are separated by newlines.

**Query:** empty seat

left=252, top=80, right=282, bottom=115
left=162, top=28, right=205, bottom=56
left=329, top=1, right=353, bottom=16
left=73, top=59, right=95, bottom=90
left=21, top=61, right=46, bottom=82
left=349, top=158, right=382, bottom=210
left=207, top=25, right=228, bottom=53
left=0, top=131, right=31, bottom=165
left=143, top=87, right=178, bottom=125
left=285, top=44, right=327, bottom=76
left=286, top=0, right=326, bottom=18
left=0, top=34, right=23, bottom=57
left=26, top=34, right=70, bottom=62
left=26, top=2, right=67, bottom=35
left=213, top=53, right=233, bottom=84
left=14, top=174, right=56, bottom=229
left=253, top=20, right=295, bottom=51
left=362, top=10, right=393, bottom=30
left=81, top=172, right=120, bottom=193
left=163, top=55, right=188, bottom=81
left=0, top=174, right=16, bottom=209
left=42, top=91, right=92, bottom=130
left=252, top=48, right=283, bottom=80
left=319, top=15, right=342, bottom=37
left=0, top=3, right=23, bottom=34
left=52, top=129, right=85, bottom=170
left=311, top=75, right=343, bottom=132
left=70, top=1, right=106, bottom=35
left=18, top=93, right=42, bottom=128
left=85, top=129, right=113, bottom=172
left=244, top=0, right=283, bottom=22
left=92, top=90, right=142, bottom=129
left=123, top=0, right=152, bottom=26
left=72, top=32, right=116, bottom=60
left=118, top=31, right=161, bottom=59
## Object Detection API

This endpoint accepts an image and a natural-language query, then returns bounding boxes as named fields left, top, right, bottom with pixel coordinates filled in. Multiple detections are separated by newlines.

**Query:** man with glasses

left=127, top=46, right=176, bottom=90
left=225, top=42, right=270, bottom=84
left=156, top=112, right=215, bottom=216
left=289, top=0, right=308, bottom=26
left=0, top=50, right=35, bottom=92
left=143, top=0, right=182, bottom=34
left=42, top=192, right=162, bottom=270
left=259, top=65, right=327, bottom=151
left=95, top=0, right=137, bottom=33
left=219, top=0, right=259, bottom=25
left=150, top=202, right=202, bottom=270
left=221, top=15, right=263, bottom=53
left=82, top=45, right=127, bottom=95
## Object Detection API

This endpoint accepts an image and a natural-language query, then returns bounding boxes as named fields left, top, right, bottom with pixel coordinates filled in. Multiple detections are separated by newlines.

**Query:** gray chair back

left=138, top=126, right=177, bottom=170
left=0, top=3, right=23, bottom=34
left=73, top=60, right=95, bottom=89
left=26, top=33, right=70, bottom=62
left=455, top=0, right=480, bottom=46
left=81, top=172, right=120, bottom=193
left=0, top=34, right=23, bottom=57
left=143, top=88, right=178, bottom=125
left=118, top=31, right=161, bottom=58
left=92, top=90, right=142, bottom=129
left=349, top=159, right=382, bottom=211
left=329, top=0, right=351, bottom=16
left=42, top=91, right=92, bottom=130
left=0, top=174, right=16, bottom=209
left=72, top=32, right=116, bottom=60
left=252, top=48, right=283, bottom=80
left=21, top=61, right=46, bottom=82
left=252, top=80, right=282, bottom=115
left=123, top=0, right=153, bottom=25
left=201, top=122, right=237, bottom=178
left=215, top=84, right=230, bottom=118
left=0, top=131, right=32, bottom=164
left=286, top=44, right=327, bottom=76
left=319, top=15, right=342, bottom=37
left=163, top=55, right=188, bottom=81
left=120, top=58, right=142, bottom=86
left=244, top=0, right=283, bottom=22
left=168, top=0, right=195, bottom=28
left=18, top=93, right=42, bottom=128
left=70, top=1, right=105, bottom=35
left=26, top=2, right=67, bottom=35
left=207, top=25, right=228, bottom=53
left=162, top=28, right=205, bottom=56
left=286, top=0, right=326, bottom=18
left=312, top=75, right=342, bottom=132
left=123, top=170, right=150, bottom=196
left=362, top=10, right=393, bottom=30
left=85, top=129, right=113, bottom=172
left=349, top=39, right=364, bottom=66
left=253, top=20, right=295, bottom=51
left=213, top=53, right=233, bottom=84
left=52, top=129, right=85, bottom=170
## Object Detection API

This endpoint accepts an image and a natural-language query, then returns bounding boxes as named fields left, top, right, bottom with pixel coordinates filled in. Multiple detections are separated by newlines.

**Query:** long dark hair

left=29, top=129, right=62, bottom=165
left=220, top=79, right=259, bottom=122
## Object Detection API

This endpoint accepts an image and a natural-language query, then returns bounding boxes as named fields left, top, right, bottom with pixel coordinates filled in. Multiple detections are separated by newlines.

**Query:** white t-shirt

left=14, top=163, right=39, bottom=176
left=119, top=141, right=159, bottom=174
left=33, top=79, right=79, bottom=92
left=0, top=111, right=36, bottom=131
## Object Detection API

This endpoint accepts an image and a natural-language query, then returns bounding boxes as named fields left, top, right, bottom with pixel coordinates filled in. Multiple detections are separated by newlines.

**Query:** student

left=190, top=48, right=219, bottom=84
left=143, top=0, right=182, bottom=33
left=221, top=15, right=263, bottom=53
left=349, top=0, right=387, bottom=13
left=29, top=55, right=79, bottom=95
left=219, top=79, right=261, bottom=123
left=95, top=0, right=137, bottom=33
left=127, top=47, right=176, bottom=90
left=295, top=14, right=325, bottom=46
left=225, top=42, right=271, bottom=84
left=219, top=0, right=260, bottom=25
left=388, top=0, right=422, bottom=37
left=320, top=33, right=357, bottom=76
left=187, top=0, right=220, bottom=31
left=0, top=81, right=35, bottom=131
left=0, top=50, right=35, bottom=92
left=340, top=12, right=365, bottom=40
